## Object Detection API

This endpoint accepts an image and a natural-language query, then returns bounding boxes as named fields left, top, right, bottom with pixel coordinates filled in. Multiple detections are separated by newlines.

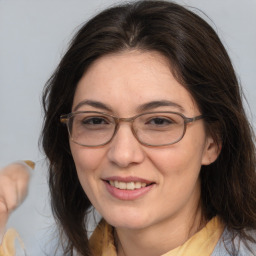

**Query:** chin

left=109, top=219, right=149, bottom=230
left=102, top=209, right=152, bottom=230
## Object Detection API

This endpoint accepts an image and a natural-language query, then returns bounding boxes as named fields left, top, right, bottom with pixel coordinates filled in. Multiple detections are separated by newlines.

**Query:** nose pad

left=107, top=124, right=145, bottom=168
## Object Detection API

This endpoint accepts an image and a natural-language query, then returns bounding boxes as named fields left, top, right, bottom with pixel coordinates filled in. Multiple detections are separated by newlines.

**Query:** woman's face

left=70, top=51, right=218, bottom=231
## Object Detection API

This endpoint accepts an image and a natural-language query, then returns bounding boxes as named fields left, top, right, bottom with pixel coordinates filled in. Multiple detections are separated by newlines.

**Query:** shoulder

left=211, top=227, right=256, bottom=256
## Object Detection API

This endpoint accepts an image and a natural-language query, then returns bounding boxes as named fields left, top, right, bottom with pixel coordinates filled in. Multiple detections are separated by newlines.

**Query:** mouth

left=103, top=177, right=156, bottom=200
left=106, top=180, right=155, bottom=190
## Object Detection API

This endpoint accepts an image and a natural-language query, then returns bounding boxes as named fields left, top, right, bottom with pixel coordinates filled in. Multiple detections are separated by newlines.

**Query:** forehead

left=73, top=50, right=198, bottom=115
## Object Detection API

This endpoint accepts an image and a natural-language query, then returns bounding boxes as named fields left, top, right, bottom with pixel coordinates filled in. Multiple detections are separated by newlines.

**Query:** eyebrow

left=73, top=99, right=185, bottom=113
left=73, top=100, right=113, bottom=112
left=137, top=100, right=185, bottom=113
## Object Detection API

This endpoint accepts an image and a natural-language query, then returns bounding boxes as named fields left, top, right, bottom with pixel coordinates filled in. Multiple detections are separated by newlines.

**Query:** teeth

left=135, top=181, right=144, bottom=189
left=119, top=182, right=126, bottom=189
left=108, top=181, right=148, bottom=190
left=127, top=182, right=135, bottom=190
left=141, top=182, right=146, bottom=188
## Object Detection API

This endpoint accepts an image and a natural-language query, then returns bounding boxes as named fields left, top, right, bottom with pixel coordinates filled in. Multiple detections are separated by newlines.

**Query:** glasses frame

left=60, top=111, right=203, bottom=147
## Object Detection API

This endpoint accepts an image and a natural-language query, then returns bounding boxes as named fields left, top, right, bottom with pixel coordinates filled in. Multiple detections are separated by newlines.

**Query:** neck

left=115, top=203, right=206, bottom=256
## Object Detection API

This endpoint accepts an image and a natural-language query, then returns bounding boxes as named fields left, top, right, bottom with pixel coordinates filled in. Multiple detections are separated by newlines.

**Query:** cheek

left=70, top=144, right=107, bottom=181
left=70, top=144, right=107, bottom=201
left=146, top=140, right=206, bottom=177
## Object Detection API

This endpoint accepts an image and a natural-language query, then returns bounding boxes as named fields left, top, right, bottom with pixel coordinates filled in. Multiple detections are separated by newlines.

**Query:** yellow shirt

left=89, top=216, right=224, bottom=256
left=0, top=216, right=224, bottom=255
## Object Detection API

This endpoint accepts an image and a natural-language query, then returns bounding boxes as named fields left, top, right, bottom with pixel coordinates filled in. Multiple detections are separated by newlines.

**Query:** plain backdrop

left=0, top=0, right=256, bottom=254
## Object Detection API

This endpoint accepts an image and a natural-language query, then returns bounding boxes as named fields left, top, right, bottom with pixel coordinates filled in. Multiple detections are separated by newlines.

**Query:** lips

left=103, top=176, right=155, bottom=200
left=109, top=180, right=147, bottom=190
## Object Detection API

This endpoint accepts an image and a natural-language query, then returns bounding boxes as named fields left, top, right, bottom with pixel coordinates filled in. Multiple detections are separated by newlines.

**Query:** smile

left=109, top=180, right=147, bottom=190
left=104, top=177, right=155, bottom=200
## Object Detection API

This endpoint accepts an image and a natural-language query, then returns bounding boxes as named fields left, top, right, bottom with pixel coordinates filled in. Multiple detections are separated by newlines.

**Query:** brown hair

left=42, top=1, right=256, bottom=255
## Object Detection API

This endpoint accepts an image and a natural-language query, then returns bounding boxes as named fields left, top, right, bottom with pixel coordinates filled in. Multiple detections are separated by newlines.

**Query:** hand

left=0, top=161, right=34, bottom=238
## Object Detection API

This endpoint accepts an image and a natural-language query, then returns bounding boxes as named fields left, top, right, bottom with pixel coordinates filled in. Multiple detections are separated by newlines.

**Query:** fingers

left=0, top=161, right=35, bottom=238
left=0, top=175, right=20, bottom=213
left=0, top=198, right=9, bottom=237
left=0, top=161, right=35, bottom=208
left=0, top=171, right=24, bottom=237
left=0, top=176, right=18, bottom=239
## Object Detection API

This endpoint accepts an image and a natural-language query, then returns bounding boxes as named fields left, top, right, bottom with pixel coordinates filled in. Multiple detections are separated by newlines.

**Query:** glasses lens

left=134, top=112, right=185, bottom=146
left=68, top=112, right=115, bottom=146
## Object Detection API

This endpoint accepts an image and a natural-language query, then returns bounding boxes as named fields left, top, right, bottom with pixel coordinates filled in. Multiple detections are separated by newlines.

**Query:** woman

left=42, top=1, right=256, bottom=255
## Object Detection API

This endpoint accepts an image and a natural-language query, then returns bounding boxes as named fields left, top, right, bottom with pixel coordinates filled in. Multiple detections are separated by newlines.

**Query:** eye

left=146, top=117, right=174, bottom=126
left=81, top=116, right=110, bottom=125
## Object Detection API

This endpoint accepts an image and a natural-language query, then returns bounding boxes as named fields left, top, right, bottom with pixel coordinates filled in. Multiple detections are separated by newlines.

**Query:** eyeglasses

left=60, top=111, right=203, bottom=147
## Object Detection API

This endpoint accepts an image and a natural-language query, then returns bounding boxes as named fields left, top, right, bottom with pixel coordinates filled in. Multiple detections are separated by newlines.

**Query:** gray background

left=0, top=0, right=256, bottom=254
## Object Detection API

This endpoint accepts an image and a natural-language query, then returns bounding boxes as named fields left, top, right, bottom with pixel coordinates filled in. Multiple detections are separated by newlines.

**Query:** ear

left=201, top=136, right=221, bottom=165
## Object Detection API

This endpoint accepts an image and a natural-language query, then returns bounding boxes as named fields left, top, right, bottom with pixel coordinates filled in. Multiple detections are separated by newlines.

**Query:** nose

left=107, top=123, right=145, bottom=168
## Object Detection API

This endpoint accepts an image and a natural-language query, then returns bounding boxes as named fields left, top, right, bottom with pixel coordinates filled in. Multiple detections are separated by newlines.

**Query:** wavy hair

left=42, top=1, right=256, bottom=255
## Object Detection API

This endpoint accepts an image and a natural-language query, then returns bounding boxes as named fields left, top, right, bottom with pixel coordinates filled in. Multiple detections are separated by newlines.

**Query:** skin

left=0, top=161, right=31, bottom=240
left=70, top=51, right=219, bottom=256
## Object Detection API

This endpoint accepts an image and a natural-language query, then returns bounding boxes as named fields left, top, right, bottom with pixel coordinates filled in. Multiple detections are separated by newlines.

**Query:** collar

left=89, top=216, right=224, bottom=256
